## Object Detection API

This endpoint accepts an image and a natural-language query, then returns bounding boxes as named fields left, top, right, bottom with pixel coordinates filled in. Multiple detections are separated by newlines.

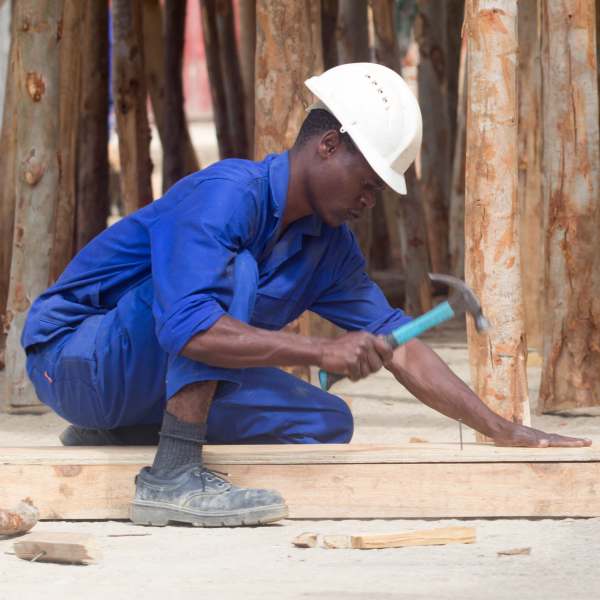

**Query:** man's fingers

left=365, top=344, right=383, bottom=374
left=374, top=336, right=394, bottom=364
left=547, top=434, right=592, bottom=447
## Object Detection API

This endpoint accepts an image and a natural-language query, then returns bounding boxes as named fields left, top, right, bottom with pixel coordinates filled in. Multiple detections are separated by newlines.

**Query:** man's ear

left=317, top=129, right=341, bottom=158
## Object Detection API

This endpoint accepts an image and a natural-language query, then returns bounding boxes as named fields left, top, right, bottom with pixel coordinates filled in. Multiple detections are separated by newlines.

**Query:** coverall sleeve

left=310, top=227, right=412, bottom=335
left=149, top=178, right=258, bottom=355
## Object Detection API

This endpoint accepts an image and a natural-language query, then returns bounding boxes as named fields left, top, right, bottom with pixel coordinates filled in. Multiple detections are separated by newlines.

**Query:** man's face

left=306, top=131, right=386, bottom=228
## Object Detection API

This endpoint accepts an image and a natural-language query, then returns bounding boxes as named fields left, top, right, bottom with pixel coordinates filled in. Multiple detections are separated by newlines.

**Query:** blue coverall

left=22, top=152, right=412, bottom=444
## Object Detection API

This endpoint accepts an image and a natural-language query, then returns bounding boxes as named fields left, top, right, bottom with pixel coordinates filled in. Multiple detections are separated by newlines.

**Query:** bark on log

left=238, top=0, right=255, bottom=159
left=255, top=0, right=323, bottom=381
left=0, top=1, right=17, bottom=368
left=415, top=0, right=451, bottom=274
left=517, top=0, right=543, bottom=352
left=201, top=0, right=248, bottom=159
left=465, top=0, right=530, bottom=434
left=448, top=35, right=467, bottom=278
left=3, top=0, right=62, bottom=411
left=337, top=0, right=371, bottom=263
left=143, top=0, right=198, bottom=183
left=255, top=0, right=323, bottom=156
left=112, top=0, right=153, bottom=214
left=76, top=0, right=110, bottom=251
left=163, top=0, right=190, bottom=190
left=52, top=0, right=84, bottom=280
left=538, top=0, right=600, bottom=412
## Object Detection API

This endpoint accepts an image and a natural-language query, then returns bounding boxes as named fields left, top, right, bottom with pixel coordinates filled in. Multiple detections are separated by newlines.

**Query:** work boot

left=60, top=424, right=160, bottom=446
left=130, top=464, right=289, bottom=527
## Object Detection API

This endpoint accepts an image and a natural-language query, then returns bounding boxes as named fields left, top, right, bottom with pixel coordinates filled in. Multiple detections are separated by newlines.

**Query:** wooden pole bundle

left=465, top=0, right=530, bottom=433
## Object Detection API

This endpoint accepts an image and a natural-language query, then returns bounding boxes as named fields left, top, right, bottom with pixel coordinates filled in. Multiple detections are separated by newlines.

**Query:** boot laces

left=192, top=466, right=230, bottom=491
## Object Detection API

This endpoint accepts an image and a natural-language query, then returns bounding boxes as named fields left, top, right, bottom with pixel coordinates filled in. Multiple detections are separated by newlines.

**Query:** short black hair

left=294, top=108, right=358, bottom=152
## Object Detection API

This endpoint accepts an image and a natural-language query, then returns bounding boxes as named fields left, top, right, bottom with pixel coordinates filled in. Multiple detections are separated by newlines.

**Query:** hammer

left=318, top=273, right=491, bottom=391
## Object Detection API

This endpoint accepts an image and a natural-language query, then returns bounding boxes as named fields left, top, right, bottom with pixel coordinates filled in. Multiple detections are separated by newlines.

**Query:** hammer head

left=428, top=273, right=491, bottom=333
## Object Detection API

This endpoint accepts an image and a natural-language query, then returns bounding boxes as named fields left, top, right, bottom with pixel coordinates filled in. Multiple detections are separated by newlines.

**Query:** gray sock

left=150, top=411, right=206, bottom=478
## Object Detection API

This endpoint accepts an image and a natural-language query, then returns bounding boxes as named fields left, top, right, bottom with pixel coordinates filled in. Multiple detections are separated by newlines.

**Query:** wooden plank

left=1, top=444, right=599, bottom=465
left=1, top=445, right=600, bottom=520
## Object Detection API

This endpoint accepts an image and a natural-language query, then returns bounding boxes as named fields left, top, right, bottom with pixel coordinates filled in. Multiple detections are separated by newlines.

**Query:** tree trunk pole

left=517, top=0, right=543, bottom=353
left=238, top=0, right=256, bottom=159
left=52, top=0, right=84, bottom=280
left=76, top=0, right=110, bottom=251
left=321, top=0, right=338, bottom=69
left=4, top=0, right=62, bottom=411
left=415, top=0, right=451, bottom=274
left=465, top=0, right=530, bottom=434
left=336, top=0, right=372, bottom=264
left=448, top=34, right=467, bottom=278
left=163, top=0, right=191, bottom=190
left=0, top=0, right=10, bottom=120
left=143, top=0, right=199, bottom=183
left=0, top=0, right=17, bottom=368
left=371, top=0, right=431, bottom=313
left=215, top=0, right=248, bottom=158
left=538, top=0, right=600, bottom=412
left=255, top=0, right=323, bottom=382
left=112, top=0, right=153, bottom=214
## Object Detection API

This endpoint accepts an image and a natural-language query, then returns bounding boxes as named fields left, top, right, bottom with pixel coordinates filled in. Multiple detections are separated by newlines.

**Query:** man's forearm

left=181, top=315, right=324, bottom=368
left=388, top=339, right=513, bottom=439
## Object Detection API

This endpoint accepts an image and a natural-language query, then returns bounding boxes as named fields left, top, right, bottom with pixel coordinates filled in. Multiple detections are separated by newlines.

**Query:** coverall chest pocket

left=252, top=291, right=306, bottom=330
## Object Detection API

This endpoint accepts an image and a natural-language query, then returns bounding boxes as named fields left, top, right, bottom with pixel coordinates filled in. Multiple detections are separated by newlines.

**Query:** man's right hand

left=319, top=332, right=394, bottom=381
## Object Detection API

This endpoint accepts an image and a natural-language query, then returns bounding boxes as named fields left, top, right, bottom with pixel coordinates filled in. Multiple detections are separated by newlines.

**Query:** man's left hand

left=492, top=423, right=592, bottom=448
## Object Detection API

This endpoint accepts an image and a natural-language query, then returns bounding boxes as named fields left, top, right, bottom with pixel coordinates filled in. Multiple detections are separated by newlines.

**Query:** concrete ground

left=1, top=323, right=599, bottom=599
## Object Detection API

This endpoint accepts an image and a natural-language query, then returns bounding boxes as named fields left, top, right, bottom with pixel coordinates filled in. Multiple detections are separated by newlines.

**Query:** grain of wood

left=14, top=532, right=100, bottom=565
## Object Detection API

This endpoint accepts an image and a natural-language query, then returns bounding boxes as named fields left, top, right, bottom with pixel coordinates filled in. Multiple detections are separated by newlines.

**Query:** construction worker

left=22, top=63, right=590, bottom=528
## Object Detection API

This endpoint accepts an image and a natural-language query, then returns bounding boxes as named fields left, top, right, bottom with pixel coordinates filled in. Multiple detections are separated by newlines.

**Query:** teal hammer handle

left=319, top=301, right=456, bottom=391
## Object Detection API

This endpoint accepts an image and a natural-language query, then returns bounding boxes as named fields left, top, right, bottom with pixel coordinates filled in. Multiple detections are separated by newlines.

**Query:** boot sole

left=129, top=501, right=289, bottom=527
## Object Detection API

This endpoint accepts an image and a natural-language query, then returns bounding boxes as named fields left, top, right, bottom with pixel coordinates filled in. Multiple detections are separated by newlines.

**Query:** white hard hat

left=305, top=63, right=422, bottom=195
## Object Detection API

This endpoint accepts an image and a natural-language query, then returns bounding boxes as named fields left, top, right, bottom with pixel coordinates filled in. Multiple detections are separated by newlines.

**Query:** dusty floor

left=1, top=324, right=599, bottom=599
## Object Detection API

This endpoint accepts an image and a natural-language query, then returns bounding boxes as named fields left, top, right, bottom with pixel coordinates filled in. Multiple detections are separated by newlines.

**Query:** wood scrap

left=292, top=532, right=318, bottom=548
left=497, top=547, right=531, bottom=557
left=0, top=498, right=39, bottom=536
left=13, top=532, right=101, bottom=565
left=322, top=526, right=476, bottom=550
